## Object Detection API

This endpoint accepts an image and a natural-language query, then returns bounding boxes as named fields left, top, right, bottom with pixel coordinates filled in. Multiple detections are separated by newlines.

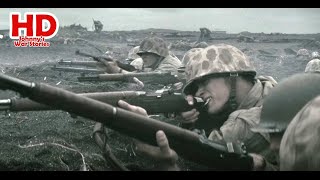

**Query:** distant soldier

left=93, top=19, right=103, bottom=33
left=296, top=48, right=310, bottom=60
left=100, top=36, right=181, bottom=74
left=198, top=28, right=212, bottom=43
left=251, top=73, right=320, bottom=170
left=135, top=36, right=181, bottom=73
left=305, top=51, right=320, bottom=73
left=237, top=34, right=254, bottom=43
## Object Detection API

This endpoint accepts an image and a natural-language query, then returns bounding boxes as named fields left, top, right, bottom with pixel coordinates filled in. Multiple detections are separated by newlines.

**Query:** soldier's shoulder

left=280, top=95, right=320, bottom=170
left=228, top=107, right=262, bottom=125
left=161, top=54, right=182, bottom=66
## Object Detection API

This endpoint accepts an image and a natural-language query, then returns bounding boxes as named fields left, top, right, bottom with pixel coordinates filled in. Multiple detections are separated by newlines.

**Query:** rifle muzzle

left=0, top=99, right=11, bottom=111
left=58, top=60, right=72, bottom=65
left=0, top=73, right=35, bottom=95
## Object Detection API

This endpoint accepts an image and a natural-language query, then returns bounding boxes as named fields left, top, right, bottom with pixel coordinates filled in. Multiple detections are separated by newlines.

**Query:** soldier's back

left=280, top=95, right=320, bottom=170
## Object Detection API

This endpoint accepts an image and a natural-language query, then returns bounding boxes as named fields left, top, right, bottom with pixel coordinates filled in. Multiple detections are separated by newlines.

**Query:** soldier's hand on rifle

left=98, top=55, right=123, bottom=74
left=117, top=100, right=179, bottom=171
left=132, top=77, right=144, bottom=88
left=125, top=129, right=180, bottom=171
left=173, top=82, right=184, bottom=91
left=179, top=95, right=200, bottom=124
left=118, top=100, right=148, bottom=116
left=133, top=130, right=179, bottom=171
left=249, top=153, right=267, bottom=171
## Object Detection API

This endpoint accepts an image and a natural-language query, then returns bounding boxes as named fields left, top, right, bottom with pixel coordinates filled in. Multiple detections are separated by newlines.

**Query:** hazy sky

left=0, top=8, right=319, bottom=34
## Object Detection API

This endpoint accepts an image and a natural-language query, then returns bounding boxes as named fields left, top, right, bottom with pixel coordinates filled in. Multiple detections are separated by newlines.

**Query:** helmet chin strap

left=227, top=73, right=239, bottom=111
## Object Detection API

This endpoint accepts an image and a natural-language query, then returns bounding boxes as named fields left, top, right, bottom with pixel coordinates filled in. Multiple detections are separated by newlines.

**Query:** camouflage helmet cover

left=181, top=48, right=203, bottom=66
left=128, top=46, right=140, bottom=60
left=137, top=37, right=169, bottom=58
left=297, top=49, right=310, bottom=57
left=183, top=44, right=256, bottom=95
left=311, top=51, right=320, bottom=59
left=305, top=59, right=320, bottom=73
left=252, top=73, right=320, bottom=133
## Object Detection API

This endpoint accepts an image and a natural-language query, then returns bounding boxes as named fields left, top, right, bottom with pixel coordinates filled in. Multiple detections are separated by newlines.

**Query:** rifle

left=127, top=43, right=139, bottom=47
left=77, top=72, right=186, bottom=85
left=51, top=65, right=105, bottom=74
left=75, top=50, right=136, bottom=72
left=58, top=59, right=102, bottom=68
left=0, top=73, right=253, bottom=170
left=0, top=89, right=205, bottom=114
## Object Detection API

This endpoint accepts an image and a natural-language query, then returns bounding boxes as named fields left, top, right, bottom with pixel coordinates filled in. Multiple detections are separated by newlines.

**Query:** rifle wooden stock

left=58, top=60, right=102, bottom=67
left=0, top=73, right=253, bottom=170
left=75, top=50, right=136, bottom=72
left=51, top=66, right=104, bottom=74
left=1, top=91, right=204, bottom=114
left=78, top=72, right=184, bottom=85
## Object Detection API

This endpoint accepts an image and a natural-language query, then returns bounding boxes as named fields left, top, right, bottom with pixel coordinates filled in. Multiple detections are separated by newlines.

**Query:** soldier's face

left=194, top=77, right=230, bottom=114
left=139, top=53, right=160, bottom=68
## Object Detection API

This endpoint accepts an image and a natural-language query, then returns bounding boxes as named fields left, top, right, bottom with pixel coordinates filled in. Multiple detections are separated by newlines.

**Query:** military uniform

left=182, top=44, right=279, bottom=170
left=280, top=95, right=320, bottom=170
left=154, top=53, right=181, bottom=73
left=128, top=46, right=141, bottom=61
left=209, top=75, right=278, bottom=170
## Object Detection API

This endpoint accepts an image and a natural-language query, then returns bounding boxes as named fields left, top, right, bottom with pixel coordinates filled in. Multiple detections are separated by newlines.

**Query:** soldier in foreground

left=251, top=73, right=320, bottom=170
left=118, top=44, right=279, bottom=170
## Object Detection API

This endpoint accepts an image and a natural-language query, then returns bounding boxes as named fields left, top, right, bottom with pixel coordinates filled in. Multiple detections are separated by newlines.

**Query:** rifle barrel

left=51, top=66, right=105, bottom=74
left=58, top=60, right=101, bottom=67
left=78, top=72, right=183, bottom=85
left=0, top=99, right=11, bottom=110
left=0, top=91, right=204, bottom=114
left=75, top=50, right=136, bottom=72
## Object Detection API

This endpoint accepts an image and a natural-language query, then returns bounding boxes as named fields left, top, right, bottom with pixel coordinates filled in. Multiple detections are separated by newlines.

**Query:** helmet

left=252, top=73, right=320, bottom=133
left=181, top=48, right=203, bottom=66
left=128, top=46, right=140, bottom=60
left=193, top=42, right=209, bottom=48
left=137, top=37, right=169, bottom=58
left=305, top=59, right=320, bottom=73
left=311, top=51, right=320, bottom=59
left=296, top=49, right=310, bottom=57
left=183, top=44, right=256, bottom=95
